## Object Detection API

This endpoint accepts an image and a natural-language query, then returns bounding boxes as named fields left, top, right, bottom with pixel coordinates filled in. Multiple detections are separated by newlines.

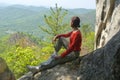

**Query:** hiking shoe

left=27, top=65, right=39, bottom=74
left=51, top=52, right=58, bottom=59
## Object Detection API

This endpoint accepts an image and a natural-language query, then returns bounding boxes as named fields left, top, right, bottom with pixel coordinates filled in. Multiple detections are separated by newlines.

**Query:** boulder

left=78, top=30, right=120, bottom=80
left=0, top=57, right=15, bottom=80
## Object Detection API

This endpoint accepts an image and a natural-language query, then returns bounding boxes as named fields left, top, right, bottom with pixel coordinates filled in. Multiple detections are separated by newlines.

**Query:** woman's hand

left=52, top=35, right=58, bottom=43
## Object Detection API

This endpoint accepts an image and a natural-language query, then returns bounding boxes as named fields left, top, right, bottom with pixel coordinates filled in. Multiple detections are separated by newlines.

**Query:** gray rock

left=95, top=0, right=120, bottom=49
left=78, top=30, right=120, bottom=80
left=0, top=57, right=15, bottom=80
left=18, top=72, right=33, bottom=80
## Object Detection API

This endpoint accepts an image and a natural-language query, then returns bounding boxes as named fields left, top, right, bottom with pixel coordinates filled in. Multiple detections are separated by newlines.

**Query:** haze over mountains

left=0, top=5, right=95, bottom=38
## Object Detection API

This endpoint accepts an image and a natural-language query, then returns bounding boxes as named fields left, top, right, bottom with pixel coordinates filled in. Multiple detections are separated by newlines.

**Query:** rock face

left=95, top=0, right=120, bottom=48
left=18, top=63, right=80, bottom=80
left=0, top=57, right=15, bottom=80
left=78, top=31, right=120, bottom=80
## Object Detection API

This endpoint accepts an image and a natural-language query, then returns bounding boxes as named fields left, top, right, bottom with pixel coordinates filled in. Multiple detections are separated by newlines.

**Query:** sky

left=0, top=0, right=96, bottom=9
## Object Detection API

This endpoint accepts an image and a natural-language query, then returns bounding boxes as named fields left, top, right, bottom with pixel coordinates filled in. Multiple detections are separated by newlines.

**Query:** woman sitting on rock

left=27, top=16, right=82, bottom=74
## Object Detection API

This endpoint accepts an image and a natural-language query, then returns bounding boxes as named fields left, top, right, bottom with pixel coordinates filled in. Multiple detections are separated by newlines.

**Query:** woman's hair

left=71, top=16, right=80, bottom=28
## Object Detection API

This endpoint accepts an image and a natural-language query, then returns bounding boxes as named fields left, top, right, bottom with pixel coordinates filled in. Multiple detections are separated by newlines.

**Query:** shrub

left=0, top=46, right=40, bottom=78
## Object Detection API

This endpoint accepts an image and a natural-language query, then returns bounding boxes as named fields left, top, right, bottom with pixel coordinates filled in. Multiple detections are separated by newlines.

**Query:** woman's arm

left=56, top=31, right=72, bottom=38
left=53, top=31, right=72, bottom=42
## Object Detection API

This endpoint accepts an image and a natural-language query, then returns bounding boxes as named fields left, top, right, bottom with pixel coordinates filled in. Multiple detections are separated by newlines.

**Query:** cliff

left=95, top=0, right=120, bottom=48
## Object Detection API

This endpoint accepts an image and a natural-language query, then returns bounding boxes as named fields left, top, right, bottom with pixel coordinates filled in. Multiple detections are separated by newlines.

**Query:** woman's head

left=71, top=16, right=80, bottom=28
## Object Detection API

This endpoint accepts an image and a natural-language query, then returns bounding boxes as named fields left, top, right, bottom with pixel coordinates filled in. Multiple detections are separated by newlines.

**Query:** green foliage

left=81, top=24, right=93, bottom=36
left=0, top=35, right=11, bottom=53
left=39, top=42, right=54, bottom=60
left=81, top=24, right=95, bottom=52
left=83, top=31, right=95, bottom=51
left=39, top=41, right=65, bottom=56
left=0, top=43, right=57, bottom=78
left=0, top=46, right=40, bottom=78
left=39, top=4, right=69, bottom=38
left=0, top=36, right=59, bottom=78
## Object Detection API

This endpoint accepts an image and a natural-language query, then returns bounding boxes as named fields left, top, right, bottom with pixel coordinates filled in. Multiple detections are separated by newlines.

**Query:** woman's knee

left=58, top=37, right=64, bottom=41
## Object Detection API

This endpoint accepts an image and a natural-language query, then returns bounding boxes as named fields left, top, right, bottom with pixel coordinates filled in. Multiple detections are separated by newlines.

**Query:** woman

left=53, top=16, right=82, bottom=59
left=27, top=16, right=82, bottom=74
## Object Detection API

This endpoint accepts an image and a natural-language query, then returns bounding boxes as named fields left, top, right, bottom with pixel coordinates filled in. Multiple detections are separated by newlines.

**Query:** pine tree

left=39, top=4, right=68, bottom=37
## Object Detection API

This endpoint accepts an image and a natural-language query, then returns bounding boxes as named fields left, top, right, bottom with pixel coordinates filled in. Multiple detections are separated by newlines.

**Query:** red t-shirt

left=57, top=30, right=82, bottom=58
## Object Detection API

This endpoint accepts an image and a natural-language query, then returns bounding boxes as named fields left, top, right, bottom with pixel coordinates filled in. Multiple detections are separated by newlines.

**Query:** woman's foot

left=27, top=65, right=40, bottom=74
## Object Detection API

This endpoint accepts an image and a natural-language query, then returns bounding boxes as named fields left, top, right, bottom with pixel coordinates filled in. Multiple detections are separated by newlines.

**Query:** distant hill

left=0, top=5, right=95, bottom=38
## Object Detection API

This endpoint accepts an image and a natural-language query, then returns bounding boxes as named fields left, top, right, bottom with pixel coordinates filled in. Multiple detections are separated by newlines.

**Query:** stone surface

left=95, top=0, right=120, bottom=49
left=19, top=63, right=80, bottom=80
left=78, top=31, right=120, bottom=80
left=0, top=57, right=15, bottom=80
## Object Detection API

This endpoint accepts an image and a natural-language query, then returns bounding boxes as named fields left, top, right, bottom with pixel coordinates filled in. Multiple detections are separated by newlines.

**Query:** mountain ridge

left=0, top=5, right=95, bottom=38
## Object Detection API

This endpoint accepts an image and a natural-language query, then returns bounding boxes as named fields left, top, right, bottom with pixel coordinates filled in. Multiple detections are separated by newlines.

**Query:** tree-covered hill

left=0, top=5, right=95, bottom=38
